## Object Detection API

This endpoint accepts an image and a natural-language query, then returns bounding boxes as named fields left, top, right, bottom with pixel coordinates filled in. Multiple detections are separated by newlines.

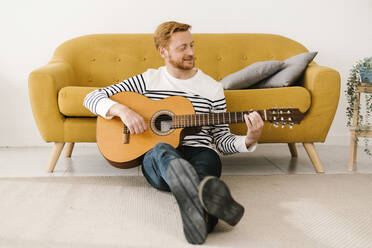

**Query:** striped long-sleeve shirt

left=83, top=66, right=256, bottom=155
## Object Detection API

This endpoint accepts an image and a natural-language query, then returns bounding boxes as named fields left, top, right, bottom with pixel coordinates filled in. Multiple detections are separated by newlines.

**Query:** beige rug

left=1, top=174, right=372, bottom=248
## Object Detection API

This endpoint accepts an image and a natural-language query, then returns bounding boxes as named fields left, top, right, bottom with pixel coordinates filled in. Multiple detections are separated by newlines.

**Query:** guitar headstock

left=265, top=108, right=305, bottom=128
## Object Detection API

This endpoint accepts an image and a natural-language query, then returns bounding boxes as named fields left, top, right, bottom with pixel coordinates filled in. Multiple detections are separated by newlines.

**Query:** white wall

left=1, top=0, right=371, bottom=147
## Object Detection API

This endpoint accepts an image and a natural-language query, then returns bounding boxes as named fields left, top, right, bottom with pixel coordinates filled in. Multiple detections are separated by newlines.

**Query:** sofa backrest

left=52, top=33, right=309, bottom=87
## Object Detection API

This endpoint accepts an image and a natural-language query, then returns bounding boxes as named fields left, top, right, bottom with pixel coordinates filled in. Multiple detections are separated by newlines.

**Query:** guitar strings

left=122, top=109, right=299, bottom=129
left=154, top=111, right=263, bottom=124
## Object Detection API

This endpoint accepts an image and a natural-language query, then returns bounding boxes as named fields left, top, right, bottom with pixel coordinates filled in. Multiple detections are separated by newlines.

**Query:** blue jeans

left=141, top=143, right=222, bottom=192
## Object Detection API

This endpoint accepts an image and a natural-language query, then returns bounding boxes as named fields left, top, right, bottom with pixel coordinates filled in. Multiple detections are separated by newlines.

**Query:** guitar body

left=96, top=92, right=195, bottom=169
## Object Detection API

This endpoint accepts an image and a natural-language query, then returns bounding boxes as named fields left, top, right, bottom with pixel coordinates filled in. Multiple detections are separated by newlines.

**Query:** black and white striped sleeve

left=83, top=74, right=146, bottom=119
left=210, top=97, right=240, bottom=155
left=210, top=85, right=257, bottom=155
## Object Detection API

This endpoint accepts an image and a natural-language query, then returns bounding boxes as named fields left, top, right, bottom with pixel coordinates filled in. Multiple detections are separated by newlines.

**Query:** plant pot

left=359, top=68, right=372, bottom=83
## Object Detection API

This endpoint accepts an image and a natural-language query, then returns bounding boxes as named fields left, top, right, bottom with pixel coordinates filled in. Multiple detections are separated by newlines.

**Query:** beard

left=168, top=54, right=195, bottom=70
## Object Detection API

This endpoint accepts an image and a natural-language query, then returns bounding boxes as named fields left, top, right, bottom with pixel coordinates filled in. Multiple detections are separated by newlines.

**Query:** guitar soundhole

left=151, top=110, right=175, bottom=136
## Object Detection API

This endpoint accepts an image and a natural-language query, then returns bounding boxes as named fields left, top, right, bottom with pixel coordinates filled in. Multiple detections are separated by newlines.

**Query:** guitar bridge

left=123, top=125, right=130, bottom=144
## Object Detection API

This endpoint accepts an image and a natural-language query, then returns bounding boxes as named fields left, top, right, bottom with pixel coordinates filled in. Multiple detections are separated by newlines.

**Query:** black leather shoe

left=167, top=159, right=207, bottom=244
left=199, top=176, right=244, bottom=226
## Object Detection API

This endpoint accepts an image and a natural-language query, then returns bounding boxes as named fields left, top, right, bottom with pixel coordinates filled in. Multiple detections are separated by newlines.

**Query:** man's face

left=161, top=31, right=195, bottom=70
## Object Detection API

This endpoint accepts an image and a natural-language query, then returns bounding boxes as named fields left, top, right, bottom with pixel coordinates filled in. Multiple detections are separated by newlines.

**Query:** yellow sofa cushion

left=58, top=86, right=311, bottom=117
left=225, top=86, right=311, bottom=113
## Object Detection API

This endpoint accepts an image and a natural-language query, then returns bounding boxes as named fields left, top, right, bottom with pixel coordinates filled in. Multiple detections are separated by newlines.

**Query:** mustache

left=183, top=56, right=196, bottom=60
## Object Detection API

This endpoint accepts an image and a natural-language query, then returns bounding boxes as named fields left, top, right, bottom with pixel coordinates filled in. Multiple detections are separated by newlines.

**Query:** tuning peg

left=289, top=123, right=293, bottom=129
left=281, top=124, right=285, bottom=128
left=273, top=122, right=278, bottom=128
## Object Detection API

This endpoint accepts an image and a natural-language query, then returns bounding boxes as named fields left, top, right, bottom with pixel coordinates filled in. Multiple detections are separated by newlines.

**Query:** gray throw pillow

left=253, top=52, right=318, bottom=88
left=220, top=61, right=284, bottom=89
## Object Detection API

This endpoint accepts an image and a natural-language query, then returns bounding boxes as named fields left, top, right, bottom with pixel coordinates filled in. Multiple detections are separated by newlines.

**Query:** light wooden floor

left=0, top=144, right=370, bottom=177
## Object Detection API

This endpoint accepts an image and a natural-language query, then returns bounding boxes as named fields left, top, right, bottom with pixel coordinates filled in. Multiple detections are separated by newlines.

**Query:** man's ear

left=158, top=46, right=167, bottom=59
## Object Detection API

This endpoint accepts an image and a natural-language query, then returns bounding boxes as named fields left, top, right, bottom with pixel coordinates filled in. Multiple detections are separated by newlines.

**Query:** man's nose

left=185, top=46, right=194, bottom=56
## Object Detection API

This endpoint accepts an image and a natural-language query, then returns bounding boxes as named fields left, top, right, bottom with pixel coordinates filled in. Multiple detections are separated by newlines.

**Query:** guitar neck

left=172, top=110, right=266, bottom=128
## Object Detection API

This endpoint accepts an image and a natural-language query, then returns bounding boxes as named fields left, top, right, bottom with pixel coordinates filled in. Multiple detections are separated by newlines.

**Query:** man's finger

left=244, top=114, right=253, bottom=129
left=254, top=112, right=264, bottom=127
left=249, top=112, right=263, bottom=126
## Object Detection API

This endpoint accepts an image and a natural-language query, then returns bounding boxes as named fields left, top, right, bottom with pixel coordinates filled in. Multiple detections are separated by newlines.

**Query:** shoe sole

left=198, top=176, right=244, bottom=226
left=167, top=159, right=207, bottom=244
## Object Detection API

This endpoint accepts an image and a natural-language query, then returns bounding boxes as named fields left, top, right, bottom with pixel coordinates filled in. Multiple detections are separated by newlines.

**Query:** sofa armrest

left=28, top=61, right=75, bottom=142
left=301, top=64, right=341, bottom=141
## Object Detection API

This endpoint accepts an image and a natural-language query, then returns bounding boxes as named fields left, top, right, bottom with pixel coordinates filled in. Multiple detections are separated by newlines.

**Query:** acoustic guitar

left=96, top=92, right=305, bottom=169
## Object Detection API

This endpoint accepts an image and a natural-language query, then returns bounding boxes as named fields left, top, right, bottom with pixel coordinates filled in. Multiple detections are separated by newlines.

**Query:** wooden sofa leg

left=288, top=143, right=298, bottom=157
left=303, top=143, right=324, bottom=173
left=65, top=143, right=75, bottom=158
left=348, top=131, right=357, bottom=171
left=46, top=142, right=65, bottom=173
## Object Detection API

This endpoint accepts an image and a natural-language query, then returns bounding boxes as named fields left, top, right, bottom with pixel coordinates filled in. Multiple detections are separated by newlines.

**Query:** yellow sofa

left=28, top=33, right=340, bottom=173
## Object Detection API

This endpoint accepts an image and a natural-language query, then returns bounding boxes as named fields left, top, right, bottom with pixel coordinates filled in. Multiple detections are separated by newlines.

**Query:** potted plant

left=345, top=57, right=372, bottom=155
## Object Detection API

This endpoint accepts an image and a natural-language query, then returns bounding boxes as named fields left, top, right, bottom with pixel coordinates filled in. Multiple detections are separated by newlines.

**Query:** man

left=84, top=21, right=264, bottom=244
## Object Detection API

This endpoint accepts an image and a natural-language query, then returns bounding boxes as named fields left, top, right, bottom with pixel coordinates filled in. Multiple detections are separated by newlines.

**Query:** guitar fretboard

left=171, top=110, right=265, bottom=128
